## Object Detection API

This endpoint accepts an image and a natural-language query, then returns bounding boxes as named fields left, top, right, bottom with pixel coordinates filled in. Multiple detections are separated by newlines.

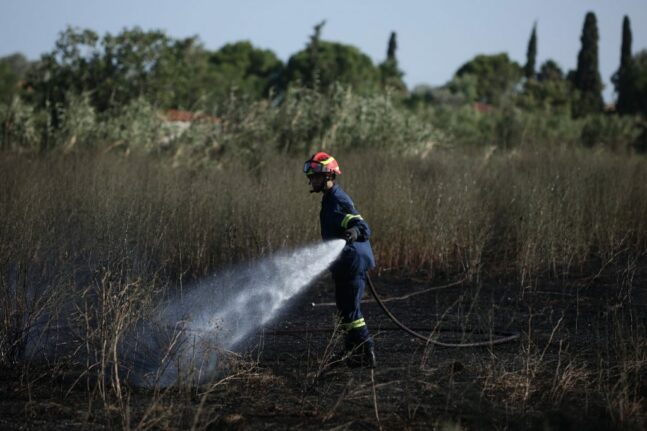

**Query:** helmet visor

left=304, top=161, right=324, bottom=176
left=303, top=161, right=313, bottom=175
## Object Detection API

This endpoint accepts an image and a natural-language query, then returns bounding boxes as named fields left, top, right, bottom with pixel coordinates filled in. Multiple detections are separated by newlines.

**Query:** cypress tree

left=379, top=31, right=406, bottom=92
left=387, top=32, right=397, bottom=63
left=524, top=23, right=537, bottom=79
left=572, top=12, right=604, bottom=117
left=619, top=16, right=633, bottom=73
left=614, top=16, right=634, bottom=114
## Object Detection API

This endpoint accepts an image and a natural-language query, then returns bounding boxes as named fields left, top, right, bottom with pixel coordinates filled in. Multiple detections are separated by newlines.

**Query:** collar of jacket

left=324, top=183, right=338, bottom=195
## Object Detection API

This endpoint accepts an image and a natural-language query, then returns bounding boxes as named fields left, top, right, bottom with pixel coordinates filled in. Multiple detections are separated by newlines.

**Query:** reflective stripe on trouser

left=333, top=273, right=374, bottom=350
left=341, top=318, right=366, bottom=331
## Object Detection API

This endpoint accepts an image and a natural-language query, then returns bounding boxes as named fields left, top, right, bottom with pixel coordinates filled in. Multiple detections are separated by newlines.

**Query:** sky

left=1, top=0, right=646, bottom=102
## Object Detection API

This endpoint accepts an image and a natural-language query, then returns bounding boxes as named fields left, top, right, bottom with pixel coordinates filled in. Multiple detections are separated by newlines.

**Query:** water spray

left=23, top=236, right=518, bottom=388
left=127, top=239, right=347, bottom=386
left=123, top=238, right=519, bottom=386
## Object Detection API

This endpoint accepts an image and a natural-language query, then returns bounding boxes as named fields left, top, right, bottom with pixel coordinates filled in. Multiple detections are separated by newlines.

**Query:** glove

left=344, top=226, right=360, bottom=243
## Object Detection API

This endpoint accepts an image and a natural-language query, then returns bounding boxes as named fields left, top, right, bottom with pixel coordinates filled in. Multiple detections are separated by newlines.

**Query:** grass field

left=1, top=147, right=646, bottom=429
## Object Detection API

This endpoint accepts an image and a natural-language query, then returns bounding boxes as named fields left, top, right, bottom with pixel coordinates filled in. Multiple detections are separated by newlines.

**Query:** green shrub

left=99, top=98, right=165, bottom=155
left=56, top=92, right=97, bottom=152
left=0, top=97, right=41, bottom=152
left=209, top=85, right=444, bottom=167
left=580, top=114, right=643, bottom=151
left=1, top=84, right=646, bottom=164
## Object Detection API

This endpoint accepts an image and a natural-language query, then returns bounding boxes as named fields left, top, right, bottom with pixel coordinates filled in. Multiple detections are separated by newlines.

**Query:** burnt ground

left=1, top=267, right=646, bottom=430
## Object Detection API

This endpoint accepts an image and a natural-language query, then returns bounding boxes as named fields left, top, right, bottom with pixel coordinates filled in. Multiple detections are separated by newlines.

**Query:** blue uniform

left=320, top=184, right=375, bottom=350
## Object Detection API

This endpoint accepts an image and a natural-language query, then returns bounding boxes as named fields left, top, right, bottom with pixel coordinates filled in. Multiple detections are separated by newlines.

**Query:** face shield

left=303, top=161, right=315, bottom=176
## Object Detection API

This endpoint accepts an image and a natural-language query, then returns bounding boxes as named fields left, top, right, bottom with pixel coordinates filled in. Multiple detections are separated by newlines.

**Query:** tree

left=521, top=59, right=573, bottom=112
left=25, top=27, right=102, bottom=125
left=455, top=53, right=522, bottom=105
left=26, top=26, right=185, bottom=112
left=149, top=35, right=223, bottom=108
left=572, top=12, right=604, bottom=117
left=0, top=53, right=31, bottom=103
left=283, top=40, right=380, bottom=94
left=539, top=60, right=564, bottom=81
left=25, top=26, right=286, bottom=114
left=627, top=51, right=647, bottom=115
left=378, top=32, right=406, bottom=92
left=524, top=23, right=538, bottom=79
left=626, top=50, right=647, bottom=151
left=0, top=53, right=30, bottom=77
left=100, top=28, right=197, bottom=108
left=407, top=75, right=478, bottom=108
left=208, top=41, right=284, bottom=99
left=613, top=16, right=634, bottom=114
left=387, top=32, right=397, bottom=62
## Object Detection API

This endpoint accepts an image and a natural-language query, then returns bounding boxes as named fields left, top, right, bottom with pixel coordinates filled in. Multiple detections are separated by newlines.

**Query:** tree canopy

left=0, top=53, right=31, bottom=103
left=283, top=40, right=380, bottom=94
left=2, top=14, right=646, bottom=130
left=26, top=27, right=207, bottom=112
left=208, top=41, right=284, bottom=99
left=23, top=27, right=290, bottom=114
left=520, top=60, right=573, bottom=112
left=455, top=53, right=522, bottom=105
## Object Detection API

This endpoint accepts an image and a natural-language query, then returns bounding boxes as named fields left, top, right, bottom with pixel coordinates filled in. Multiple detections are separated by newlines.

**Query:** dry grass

left=1, top=148, right=646, bottom=429
left=2, top=148, right=645, bottom=284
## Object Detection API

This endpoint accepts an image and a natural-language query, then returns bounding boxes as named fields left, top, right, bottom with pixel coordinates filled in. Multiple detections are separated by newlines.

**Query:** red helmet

left=303, top=152, right=342, bottom=176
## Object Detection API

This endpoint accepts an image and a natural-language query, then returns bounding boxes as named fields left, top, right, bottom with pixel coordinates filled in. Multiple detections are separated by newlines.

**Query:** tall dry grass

left=1, top=148, right=646, bottom=428
left=348, top=148, right=647, bottom=281
left=1, top=148, right=646, bottom=287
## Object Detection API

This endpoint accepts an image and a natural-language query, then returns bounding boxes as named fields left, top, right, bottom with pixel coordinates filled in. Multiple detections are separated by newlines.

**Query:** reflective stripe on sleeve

left=342, top=318, right=366, bottom=331
left=341, top=214, right=363, bottom=229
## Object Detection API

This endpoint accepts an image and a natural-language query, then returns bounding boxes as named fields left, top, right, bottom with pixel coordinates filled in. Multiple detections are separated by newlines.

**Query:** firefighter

left=303, top=152, right=377, bottom=368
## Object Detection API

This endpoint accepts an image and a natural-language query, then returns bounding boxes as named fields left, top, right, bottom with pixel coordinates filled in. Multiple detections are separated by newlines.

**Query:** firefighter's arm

left=337, top=201, right=371, bottom=242
left=344, top=217, right=371, bottom=242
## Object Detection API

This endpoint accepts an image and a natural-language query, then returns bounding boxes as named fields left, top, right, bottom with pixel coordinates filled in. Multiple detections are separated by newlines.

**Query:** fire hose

left=365, top=273, right=520, bottom=347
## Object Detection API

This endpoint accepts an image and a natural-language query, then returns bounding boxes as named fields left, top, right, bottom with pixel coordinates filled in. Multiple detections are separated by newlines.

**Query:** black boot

left=346, top=345, right=377, bottom=369
left=325, top=349, right=350, bottom=369
left=364, top=346, right=377, bottom=369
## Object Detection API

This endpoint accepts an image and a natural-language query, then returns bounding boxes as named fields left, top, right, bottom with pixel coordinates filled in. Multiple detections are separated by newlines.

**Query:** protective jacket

left=320, top=184, right=375, bottom=273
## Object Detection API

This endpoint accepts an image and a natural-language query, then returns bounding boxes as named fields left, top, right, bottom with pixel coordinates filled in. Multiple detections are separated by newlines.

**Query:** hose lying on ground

left=365, top=273, right=520, bottom=348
